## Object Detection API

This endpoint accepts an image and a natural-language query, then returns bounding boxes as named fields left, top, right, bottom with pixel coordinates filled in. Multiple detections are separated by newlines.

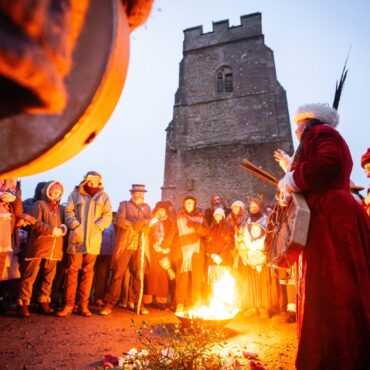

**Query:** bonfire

left=176, top=269, right=240, bottom=323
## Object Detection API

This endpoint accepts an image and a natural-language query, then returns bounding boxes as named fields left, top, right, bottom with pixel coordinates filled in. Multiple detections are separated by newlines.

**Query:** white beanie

left=213, top=207, right=225, bottom=218
left=294, top=103, right=339, bottom=128
left=231, top=200, right=245, bottom=210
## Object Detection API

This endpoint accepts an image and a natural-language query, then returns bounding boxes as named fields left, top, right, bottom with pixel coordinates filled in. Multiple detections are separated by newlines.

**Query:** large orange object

left=0, top=0, right=153, bottom=178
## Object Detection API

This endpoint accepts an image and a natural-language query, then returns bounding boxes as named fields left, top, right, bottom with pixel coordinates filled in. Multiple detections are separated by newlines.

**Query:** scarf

left=84, top=184, right=100, bottom=197
left=177, top=210, right=203, bottom=273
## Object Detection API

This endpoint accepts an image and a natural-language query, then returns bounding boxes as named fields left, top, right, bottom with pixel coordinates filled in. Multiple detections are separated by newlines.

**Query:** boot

left=78, top=305, right=92, bottom=317
left=18, top=301, right=30, bottom=318
left=55, top=305, right=73, bottom=317
left=40, top=302, right=54, bottom=314
left=99, top=305, right=112, bottom=316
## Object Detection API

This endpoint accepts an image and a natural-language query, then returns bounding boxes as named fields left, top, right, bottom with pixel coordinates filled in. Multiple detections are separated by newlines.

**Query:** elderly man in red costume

left=277, top=103, right=370, bottom=370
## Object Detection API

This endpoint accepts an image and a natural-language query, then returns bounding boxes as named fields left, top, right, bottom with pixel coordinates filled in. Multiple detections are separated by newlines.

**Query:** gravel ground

left=0, top=304, right=297, bottom=370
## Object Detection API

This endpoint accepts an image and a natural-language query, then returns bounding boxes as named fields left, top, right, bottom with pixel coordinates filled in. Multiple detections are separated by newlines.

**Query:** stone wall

left=162, top=13, right=293, bottom=210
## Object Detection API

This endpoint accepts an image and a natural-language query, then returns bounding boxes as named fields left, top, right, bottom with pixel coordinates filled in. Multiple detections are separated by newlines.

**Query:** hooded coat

left=64, top=180, right=112, bottom=255
left=25, top=181, right=65, bottom=261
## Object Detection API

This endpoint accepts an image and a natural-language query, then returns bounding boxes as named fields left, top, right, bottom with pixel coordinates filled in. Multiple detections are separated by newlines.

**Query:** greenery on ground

left=96, top=319, right=267, bottom=369
left=121, top=319, right=227, bottom=369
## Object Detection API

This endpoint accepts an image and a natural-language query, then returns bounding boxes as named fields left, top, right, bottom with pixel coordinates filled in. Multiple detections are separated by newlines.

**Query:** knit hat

left=231, top=200, right=245, bottom=210
left=84, top=171, right=102, bottom=183
left=213, top=207, right=225, bottom=219
left=294, top=103, right=339, bottom=127
left=361, top=148, right=370, bottom=168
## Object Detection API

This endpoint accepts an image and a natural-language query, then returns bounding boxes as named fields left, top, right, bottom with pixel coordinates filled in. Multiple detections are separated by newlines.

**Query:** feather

left=332, top=49, right=350, bottom=110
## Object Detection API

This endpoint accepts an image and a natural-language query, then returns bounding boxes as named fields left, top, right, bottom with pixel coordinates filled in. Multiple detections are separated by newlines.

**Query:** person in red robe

left=277, top=103, right=370, bottom=370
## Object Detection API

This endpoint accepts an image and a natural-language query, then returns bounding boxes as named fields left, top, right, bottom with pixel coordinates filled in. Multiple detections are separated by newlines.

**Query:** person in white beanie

left=276, top=103, right=370, bottom=370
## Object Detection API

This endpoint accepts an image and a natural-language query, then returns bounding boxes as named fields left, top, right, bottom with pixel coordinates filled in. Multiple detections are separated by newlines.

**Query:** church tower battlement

left=162, top=13, right=293, bottom=209
left=183, top=13, right=262, bottom=52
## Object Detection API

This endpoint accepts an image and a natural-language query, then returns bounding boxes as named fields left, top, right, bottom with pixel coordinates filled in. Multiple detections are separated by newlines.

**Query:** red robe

left=292, top=125, right=370, bottom=370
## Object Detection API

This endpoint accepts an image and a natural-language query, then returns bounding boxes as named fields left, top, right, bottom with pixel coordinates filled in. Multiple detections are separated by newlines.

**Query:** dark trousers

left=106, top=249, right=144, bottom=307
left=64, top=253, right=97, bottom=308
left=0, top=252, right=7, bottom=281
left=93, top=255, right=112, bottom=301
left=18, top=258, right=57, bottom=304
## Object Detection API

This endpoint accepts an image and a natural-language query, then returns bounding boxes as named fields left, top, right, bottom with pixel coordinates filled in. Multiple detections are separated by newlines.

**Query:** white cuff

left=285, top=171, right=300, bottom=192
left=278, top=171, right=300, bottom=193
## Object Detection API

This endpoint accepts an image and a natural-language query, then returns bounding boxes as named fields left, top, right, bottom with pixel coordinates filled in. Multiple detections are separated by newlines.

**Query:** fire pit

left=174, top=269, right=240, bottom=329
left=175, top=312, right=237, bottom=328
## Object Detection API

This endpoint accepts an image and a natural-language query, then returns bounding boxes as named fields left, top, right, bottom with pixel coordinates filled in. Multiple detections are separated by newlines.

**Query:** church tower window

left=216, top=66, right=233, bottom=94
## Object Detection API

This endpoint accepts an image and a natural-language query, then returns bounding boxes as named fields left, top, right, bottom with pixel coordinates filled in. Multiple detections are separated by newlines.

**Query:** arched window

left=215, top=66, right=233, bottom=94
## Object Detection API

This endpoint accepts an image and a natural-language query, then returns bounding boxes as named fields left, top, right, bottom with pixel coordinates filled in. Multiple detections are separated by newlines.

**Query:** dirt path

left=0, top=305, right=297, bottom=369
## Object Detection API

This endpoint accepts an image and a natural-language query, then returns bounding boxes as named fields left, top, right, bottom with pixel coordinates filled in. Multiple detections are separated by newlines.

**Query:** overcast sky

left=21, top=0, right=370, bottom=209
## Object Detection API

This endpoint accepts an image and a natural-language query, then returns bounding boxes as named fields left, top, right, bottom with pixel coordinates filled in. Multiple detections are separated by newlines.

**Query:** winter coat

left=64, top=182, right=112, bottom=255
left=146, top=216, right=177, bottom=297
left=291, top=124, right=370, bottom=370
left=25, top=181, right=65, bottom=261
left=111, top=200, right=152, bottom=263
left=205, top=219, right=234, bottom=266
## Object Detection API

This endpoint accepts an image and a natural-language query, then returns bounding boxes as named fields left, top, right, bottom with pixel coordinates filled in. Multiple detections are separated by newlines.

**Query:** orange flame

left=183, top=269, right=239, bottom=320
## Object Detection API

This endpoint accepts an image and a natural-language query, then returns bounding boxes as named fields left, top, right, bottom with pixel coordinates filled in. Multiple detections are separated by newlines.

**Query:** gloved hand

left=211, top=253, right=223, bottom=265
left=53, top=227, right=64, bottom=237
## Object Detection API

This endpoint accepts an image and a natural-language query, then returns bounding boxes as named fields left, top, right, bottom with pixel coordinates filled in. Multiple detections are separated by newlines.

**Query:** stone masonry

left=161, top=13, right=294, bottom=210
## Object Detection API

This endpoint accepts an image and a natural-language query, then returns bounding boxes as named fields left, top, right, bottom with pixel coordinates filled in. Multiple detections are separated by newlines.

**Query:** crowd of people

left=0, top=174, right=291, bottom=320
left=0, top=103, right=369, bottom=369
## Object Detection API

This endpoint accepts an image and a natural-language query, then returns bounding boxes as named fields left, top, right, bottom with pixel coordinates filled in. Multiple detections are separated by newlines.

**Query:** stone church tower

left=161, top=13, right=294, bottom=209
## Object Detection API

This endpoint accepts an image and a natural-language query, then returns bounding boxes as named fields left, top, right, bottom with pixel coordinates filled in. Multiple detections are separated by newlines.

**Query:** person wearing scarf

left=56, top=171, right=112, bottom=317
left=174, top=196, right=209, bottom=313
left=278, top=103, right=370, bottom=370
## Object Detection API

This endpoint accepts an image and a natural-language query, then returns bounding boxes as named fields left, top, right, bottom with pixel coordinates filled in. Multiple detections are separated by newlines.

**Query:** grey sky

left=21, top=0, right=370, bottom=209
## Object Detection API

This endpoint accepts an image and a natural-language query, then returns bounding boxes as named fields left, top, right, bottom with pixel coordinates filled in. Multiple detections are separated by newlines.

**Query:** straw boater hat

left=130, top=184, right=147, bottom=193
left=293, top=103, right=340, bottom=128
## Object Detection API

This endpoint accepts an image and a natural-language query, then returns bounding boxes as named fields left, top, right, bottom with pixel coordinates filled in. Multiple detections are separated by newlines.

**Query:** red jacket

left=292, top=125, right=370, bottom=370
